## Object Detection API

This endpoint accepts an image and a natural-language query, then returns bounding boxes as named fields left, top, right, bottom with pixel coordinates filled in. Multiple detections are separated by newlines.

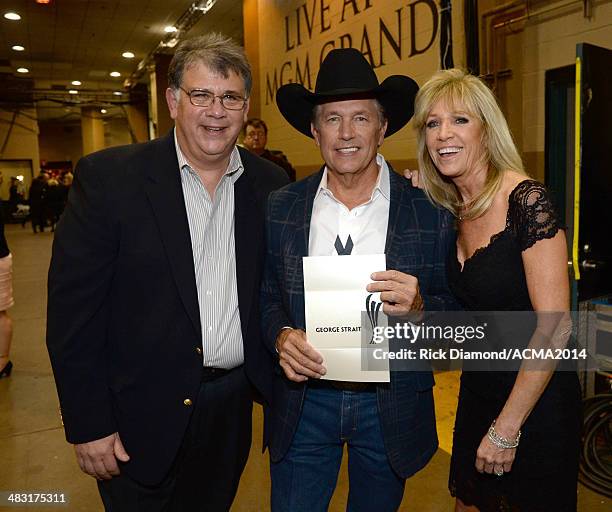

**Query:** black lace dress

left=447, top=180, right=582, bottom=512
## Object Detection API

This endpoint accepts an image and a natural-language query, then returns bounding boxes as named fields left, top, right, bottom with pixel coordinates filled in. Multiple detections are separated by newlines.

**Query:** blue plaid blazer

left=259, top=166, right=457, bottom=478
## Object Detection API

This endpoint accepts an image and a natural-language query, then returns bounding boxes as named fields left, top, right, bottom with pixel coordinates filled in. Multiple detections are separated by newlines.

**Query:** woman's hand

left=475, top=430, right=517, bottom=477
left=403, top=169, right=422, bottom=189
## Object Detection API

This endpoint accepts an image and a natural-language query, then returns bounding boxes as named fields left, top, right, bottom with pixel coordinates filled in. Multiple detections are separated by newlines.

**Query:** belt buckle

left=201, top=367, right=226, bottom=382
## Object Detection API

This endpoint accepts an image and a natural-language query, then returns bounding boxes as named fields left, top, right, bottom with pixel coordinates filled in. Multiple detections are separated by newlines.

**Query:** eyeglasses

left=245, top=129, right=266, bottom=139
left=179, top=87, right=247, bottom=110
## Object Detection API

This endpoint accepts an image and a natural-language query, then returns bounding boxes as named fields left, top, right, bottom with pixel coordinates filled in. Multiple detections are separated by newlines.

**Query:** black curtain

left=440, top=0, right=454, bottom=69
left=464, top=0, right=479, bottom=75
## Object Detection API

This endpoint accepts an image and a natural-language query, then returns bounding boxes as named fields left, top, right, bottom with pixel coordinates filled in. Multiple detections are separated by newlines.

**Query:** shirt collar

left=174, top=128, right=244, bottom=183
left=316, top=153, right=391, bottom=202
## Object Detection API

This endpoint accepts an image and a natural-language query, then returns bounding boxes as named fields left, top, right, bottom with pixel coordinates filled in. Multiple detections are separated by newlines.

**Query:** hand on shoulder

left=403, top=169, right=423, bottom=189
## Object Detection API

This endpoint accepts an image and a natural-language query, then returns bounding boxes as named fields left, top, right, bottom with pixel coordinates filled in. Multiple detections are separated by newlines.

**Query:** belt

left=201, top=366, right=235, bottom=382
left=308, top=379, right=376, bottom=392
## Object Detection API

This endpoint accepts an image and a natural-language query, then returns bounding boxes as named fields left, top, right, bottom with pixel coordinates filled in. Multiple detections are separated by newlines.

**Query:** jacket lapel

left=385, top=166, right=403, bottom=256
left=301, top=168, right=324, bottom=255
left=233, top=167, right=258, bottom=339
left=144, top=133, right=201, bottom=338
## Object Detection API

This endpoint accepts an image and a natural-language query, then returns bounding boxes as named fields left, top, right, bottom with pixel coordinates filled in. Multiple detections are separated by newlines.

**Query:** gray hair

left=168, top=32, right=252, bottom=95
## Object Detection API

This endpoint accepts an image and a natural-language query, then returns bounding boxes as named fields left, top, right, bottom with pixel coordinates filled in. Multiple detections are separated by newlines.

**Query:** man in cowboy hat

left=259, top=48, right=457, bottom=511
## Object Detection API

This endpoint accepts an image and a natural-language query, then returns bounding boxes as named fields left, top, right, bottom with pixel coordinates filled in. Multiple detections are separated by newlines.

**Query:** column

left=149, top=54, right=173, bottom=139
left=80, top=107, right=105, bottom=156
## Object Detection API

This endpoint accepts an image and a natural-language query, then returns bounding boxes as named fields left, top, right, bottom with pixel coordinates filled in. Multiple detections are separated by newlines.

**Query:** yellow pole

left=572, top=57, right=581, bottom=281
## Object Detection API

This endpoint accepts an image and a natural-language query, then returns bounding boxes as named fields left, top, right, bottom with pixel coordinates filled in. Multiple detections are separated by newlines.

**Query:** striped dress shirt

left=175, top=131, right=244, bottom=369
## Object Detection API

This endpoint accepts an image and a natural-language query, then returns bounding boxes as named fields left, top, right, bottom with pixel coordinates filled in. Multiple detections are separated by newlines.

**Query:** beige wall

left=520, top=0, right=612, bottom=179
left=104, top=117, right=133, bottom=149
left=254, top=0, right=465, bottom=178
left=250, top=0, right=611, bottom=181
left=39, top=115, right=133, bottom=168
left=38, top=121, right=82, bottom=167
left=478, top=0, right=612, bottom=180
left=0, top=108, right=40, bottom=194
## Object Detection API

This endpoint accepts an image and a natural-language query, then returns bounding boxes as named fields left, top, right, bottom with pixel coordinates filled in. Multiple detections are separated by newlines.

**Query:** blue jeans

left=270, top=386, right=405, bottom=512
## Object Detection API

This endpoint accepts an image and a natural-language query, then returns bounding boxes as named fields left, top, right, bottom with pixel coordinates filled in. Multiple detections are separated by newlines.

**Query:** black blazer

left=46, top=132, right=288, bottom=485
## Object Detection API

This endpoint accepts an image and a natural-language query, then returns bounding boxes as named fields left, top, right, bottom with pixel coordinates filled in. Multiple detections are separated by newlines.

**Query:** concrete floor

left=0, top=224, right=608, bottom=511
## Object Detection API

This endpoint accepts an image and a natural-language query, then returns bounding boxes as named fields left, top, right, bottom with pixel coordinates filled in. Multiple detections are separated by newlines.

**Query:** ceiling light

left=122, top=51, right=135, bottom=59
left=113, top=91, right=123, bottom=96
left=4, top=12, right=21, bottom=21
left=68, top=90, right=78, bottom=94
left=164, top=26, right=177, bottom=33
left=109, top=71, right=121, bottom=77
left=162, top=38, right=179, bottom=48
left=71, top=80, right=81, bottom=86
left=194, top=0, right=217, bottom=13
left=11, top=45, right=25, bottom=52
left=16, top=67, right=29, bottom=73
left=36, top=0, right=52, bottom=4
left=100, top=109, right=107, bottom=114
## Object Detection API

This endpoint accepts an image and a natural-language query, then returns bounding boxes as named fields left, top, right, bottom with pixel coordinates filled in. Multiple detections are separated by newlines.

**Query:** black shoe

left=0, top=360, right=12, bottom=379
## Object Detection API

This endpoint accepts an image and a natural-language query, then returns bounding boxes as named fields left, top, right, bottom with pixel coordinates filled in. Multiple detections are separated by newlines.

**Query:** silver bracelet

left=487, top=419, right=521, bottom=449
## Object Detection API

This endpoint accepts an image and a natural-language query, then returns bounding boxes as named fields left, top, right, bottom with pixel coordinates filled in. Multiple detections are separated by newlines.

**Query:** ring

left=495, top=468, right=504, bottom=476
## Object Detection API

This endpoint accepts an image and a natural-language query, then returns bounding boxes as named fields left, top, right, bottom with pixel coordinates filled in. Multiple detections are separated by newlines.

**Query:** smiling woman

left=411, top=68, right=582, bottom=512
left=413, top=69, right=525, bottom=220
left=424, top=103, right=486, bottom=186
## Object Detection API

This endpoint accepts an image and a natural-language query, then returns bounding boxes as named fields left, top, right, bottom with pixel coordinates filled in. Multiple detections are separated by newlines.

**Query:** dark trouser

left=30, top=205, right=45, bottom=232
left=98, top=366, right=253, bottom=512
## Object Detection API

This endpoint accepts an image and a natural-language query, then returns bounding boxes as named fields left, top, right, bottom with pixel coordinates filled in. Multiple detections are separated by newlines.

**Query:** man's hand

left=367, top=270, right=424, bottom=316
left=74, top=432, right=130, bottom=480
left=276, top=328, right=326, bottom=382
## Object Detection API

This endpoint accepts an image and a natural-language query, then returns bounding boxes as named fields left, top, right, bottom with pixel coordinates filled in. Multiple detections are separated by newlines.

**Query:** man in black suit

left=46, top=33, right=288, bottom=512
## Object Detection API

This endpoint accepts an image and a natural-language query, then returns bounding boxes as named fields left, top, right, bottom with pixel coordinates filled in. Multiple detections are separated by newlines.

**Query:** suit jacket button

left=183, top=398, right=193, bottom=406
left=195, top=347, right=202, bottom=355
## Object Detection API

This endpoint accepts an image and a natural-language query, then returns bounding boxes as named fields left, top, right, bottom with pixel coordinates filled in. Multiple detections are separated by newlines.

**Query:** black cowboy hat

left=276, top=48, right=419, bottom=138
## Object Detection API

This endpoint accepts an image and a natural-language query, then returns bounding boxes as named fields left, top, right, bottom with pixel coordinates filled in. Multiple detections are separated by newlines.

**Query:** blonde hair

left=413, top=69, right=526, bottom=219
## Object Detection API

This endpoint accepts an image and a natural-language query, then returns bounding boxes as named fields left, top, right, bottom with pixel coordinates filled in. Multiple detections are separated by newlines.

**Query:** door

left=545, top=44, right=612, bottom=397
left=573, top=43, right=612, bottom=302
left=575, top=43, right=612, bottom=396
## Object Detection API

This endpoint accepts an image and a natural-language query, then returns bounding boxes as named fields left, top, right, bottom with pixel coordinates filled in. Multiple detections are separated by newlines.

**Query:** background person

left=58, top=172, right=73, bottom=219
left=0, top=205, right=14, bottom=379
left=412, top=68, right=581, bottom=512
left=47, top=33, right=288, bottom=512
left=243, top=118, right=297, bottom=181
left=45, top=178, right=63, bottom=231
left=8, top=177, right=24, bottom=213
left=29, top=171, right=49, bottom=233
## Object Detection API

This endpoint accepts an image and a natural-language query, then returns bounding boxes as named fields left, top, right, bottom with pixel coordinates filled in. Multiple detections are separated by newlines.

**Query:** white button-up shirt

left=309, top=153, right=390, bottom=257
